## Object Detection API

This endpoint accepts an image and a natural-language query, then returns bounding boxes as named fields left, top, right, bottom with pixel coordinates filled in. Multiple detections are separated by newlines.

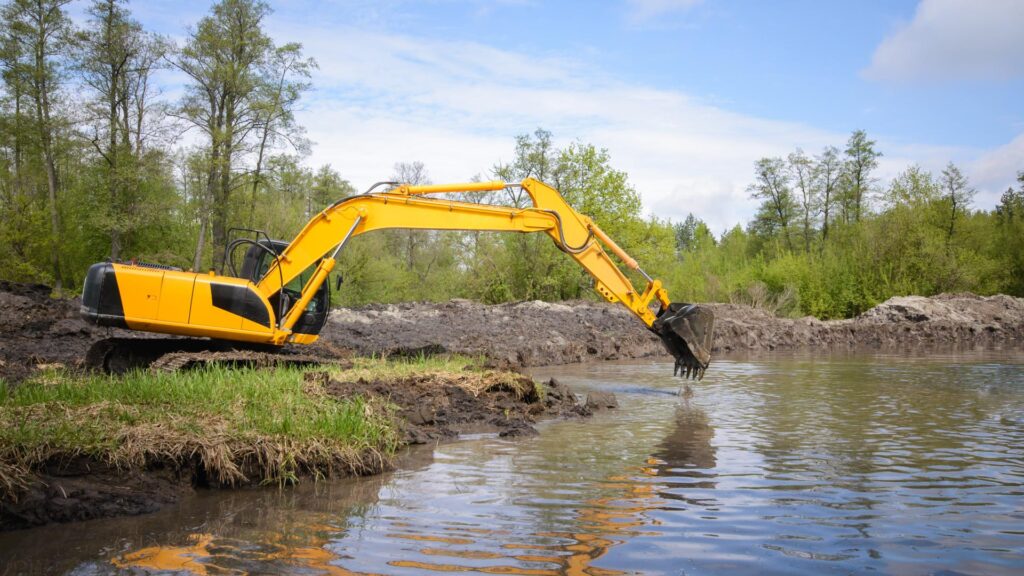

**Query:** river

left=1, top=350, right=1022, bottom=575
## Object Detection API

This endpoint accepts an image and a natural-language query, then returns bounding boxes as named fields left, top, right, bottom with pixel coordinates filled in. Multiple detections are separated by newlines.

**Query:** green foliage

left=0, top=0, right=1019, bottom=321
left=673, top=142, right=1021, bottom=319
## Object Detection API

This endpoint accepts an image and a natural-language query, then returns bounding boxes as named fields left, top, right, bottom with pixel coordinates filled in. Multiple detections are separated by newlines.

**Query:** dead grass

left=0, top=356, right=535, bottom=503
left=0, top=364, right=405, bottom=500
left=330, top=355, right=539, bottom=400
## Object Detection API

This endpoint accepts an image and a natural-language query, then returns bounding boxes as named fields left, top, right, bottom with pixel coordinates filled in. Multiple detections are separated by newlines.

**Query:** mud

left=315, top=293, right=1024, bottom=368
left=2, top=281, right=1022, bottom=382
left=0, top=458, right=191, bottom=531
left=0, top=280, right=134, bottom=382
left=309, top=371, right=589, bottom=445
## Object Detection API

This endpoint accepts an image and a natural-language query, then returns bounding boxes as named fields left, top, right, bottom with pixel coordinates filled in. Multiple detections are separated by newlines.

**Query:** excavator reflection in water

left=111, top=404, right=717, bottom=575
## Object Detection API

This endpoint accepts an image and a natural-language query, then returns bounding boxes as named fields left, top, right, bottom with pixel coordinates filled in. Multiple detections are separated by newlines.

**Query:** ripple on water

left=0, top=351, right=1021, bottom=575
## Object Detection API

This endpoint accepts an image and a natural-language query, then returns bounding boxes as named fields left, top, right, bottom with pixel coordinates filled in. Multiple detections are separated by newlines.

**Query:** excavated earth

left=1, top=280, right=1022, bottom=530
left=2, top=281, right=1023, bottom=381
left=313, top=294, right=1024, bottom=369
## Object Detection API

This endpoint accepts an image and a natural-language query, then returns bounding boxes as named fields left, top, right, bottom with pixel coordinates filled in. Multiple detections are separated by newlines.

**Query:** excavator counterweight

left=81, top=178, right=714, bottom=378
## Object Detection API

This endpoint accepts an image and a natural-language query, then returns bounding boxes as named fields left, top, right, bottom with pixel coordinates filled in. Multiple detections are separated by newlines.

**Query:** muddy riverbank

left=0, top=359, right=591, bottom=531
left=317, top=293, right=1024, bottom=367
left=1, top=279, right=1022, bottom=381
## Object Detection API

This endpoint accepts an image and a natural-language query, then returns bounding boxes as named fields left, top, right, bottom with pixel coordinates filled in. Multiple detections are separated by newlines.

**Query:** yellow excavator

left=81, top=178, right=714, bottom=378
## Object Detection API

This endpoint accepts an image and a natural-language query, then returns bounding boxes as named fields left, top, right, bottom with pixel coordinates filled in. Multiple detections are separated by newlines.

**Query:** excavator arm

left=257, top=178, right=714, bottom=378
left=81, top=178, right=714, bottom=378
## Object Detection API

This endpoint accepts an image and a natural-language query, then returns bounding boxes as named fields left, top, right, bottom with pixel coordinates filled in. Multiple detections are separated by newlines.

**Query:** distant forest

left=2, top=0, right=1022, bottom=318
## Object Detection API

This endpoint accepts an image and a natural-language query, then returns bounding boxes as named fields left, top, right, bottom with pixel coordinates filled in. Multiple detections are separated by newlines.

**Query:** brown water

left=2, top=350, right=1023, bottom=575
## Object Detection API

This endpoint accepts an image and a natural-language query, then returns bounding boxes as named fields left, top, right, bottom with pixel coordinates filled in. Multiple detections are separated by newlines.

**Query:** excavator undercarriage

left=81, top=178, right=715, bottom=378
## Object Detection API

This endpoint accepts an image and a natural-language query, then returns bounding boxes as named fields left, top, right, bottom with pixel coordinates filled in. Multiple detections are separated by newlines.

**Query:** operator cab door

left=239, top=240, right=331, bottom=336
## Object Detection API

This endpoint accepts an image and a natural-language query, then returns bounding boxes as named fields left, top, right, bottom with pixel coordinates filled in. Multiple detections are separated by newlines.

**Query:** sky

left=89, top=0, right=1024, bottom=233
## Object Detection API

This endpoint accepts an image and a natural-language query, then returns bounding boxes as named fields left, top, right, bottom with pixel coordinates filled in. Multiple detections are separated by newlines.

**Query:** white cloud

left=627, top=0, right=703, bottom=17
left=864, top=0, right=1024, bottom=83
left=260, top=22, right=1008, bottom=234
left=970, top=132, right=1024, bottom=204
left=627, top=0, right=703, bottom=23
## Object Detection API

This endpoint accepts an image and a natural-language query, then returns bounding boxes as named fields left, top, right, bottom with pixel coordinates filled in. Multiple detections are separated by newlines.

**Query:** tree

left=391, top=161, right=430, bottom=272
left=885, top=164, right=938, bottom=208
left=175, top=0, right=273, bottom=266
left=307, top=164, right=354, bottom=217
left=788, top=148, right=818, bottom=251
left=814, top=145, right=842, bottom=242
left=78, top=0, right=168, bottom=259
left=2, top=0, right=75, bottom=292
left=674, top=213, right=701, bottom=253
left=493, top=128, right=556, bottom=207
left=247, top=42, right=314, bottom=228
left=939, top=162, right=975, bottom=246
left=994, top=171, right=1024, bottom=294
left=748, top=157, right=795, bottom=250
left=842, top=130, right=881, bottom=223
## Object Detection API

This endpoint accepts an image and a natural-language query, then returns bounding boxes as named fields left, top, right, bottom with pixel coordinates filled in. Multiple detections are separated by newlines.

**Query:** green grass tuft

left=0, top=364, right=404, bottom=493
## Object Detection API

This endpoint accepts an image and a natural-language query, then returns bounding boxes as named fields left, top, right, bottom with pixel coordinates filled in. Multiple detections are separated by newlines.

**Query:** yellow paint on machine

left=113, top=263, right=163, bottom=320
left=112, top=264, right=276, bottom=343
left=157, top=270, right=196, bottom=324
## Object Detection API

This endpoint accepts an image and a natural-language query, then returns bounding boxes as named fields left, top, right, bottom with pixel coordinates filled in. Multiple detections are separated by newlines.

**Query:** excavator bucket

left=652, top=303, right=715, bottom=380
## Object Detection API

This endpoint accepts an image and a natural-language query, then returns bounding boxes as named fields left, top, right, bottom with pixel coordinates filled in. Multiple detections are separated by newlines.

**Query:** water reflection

left=1, top=350, right=1022, bottom=575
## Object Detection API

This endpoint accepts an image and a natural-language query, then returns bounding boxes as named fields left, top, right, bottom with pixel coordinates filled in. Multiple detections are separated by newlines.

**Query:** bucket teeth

left=653, top=303, right=715, bottom=380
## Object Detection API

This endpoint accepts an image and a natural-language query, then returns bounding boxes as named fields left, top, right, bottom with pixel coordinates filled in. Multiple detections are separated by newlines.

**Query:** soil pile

left=318, top=293, right=1024, bottom=366
left=0, top=280, right=132, bottom=382
left=709, top=293, right=1024, bottom=352
left=1, top=280, right=1022, bottom=381
left=316, top=299, right=662, bottom=368
left=311, top=371, right=589, bottom=444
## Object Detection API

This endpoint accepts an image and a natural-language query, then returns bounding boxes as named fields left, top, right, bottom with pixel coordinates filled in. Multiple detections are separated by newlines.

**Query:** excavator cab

left=233, top=238, right=330, bottom=336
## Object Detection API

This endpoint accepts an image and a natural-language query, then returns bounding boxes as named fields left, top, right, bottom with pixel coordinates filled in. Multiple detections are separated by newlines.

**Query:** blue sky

left=102, top=0, right=1024, bottom=232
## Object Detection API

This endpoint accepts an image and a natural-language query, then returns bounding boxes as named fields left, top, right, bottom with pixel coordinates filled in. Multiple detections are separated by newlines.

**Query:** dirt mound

left=709, top=293, right=1024, bottom=352
left=317, top=294, right=1024, bottom=364
left=310, top=371, right=589, bottom=444
left=315, top=299, right=663, bottom=368
left=1, top=279, right=1021, bottom=382
left=0, top=280, right=133, bottom=382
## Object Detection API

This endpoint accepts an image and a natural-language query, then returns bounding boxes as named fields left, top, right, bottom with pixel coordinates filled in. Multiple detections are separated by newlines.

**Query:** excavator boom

left=81, top=178, right=714, bottom=378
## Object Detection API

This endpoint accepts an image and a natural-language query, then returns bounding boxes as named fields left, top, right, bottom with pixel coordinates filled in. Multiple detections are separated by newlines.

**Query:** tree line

left=1, top=0, right=1021, bottom=317
left=672, top=132, right=1024, bottom=318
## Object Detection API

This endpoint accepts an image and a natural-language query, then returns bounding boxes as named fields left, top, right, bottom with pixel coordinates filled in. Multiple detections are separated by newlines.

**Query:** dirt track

left=2, top=281, right=1023, bottom=381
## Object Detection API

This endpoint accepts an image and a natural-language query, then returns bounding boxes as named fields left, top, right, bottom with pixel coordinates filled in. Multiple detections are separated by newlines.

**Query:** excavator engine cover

left=652, top=303, right=715, bottom=380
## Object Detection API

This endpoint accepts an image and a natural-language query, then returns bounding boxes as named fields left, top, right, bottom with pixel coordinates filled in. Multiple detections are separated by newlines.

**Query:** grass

left=0, top=362, right=416, bottom=499
left=0, top=355, right=541, bottom=502
left=329, top=354, right=539, bottom=400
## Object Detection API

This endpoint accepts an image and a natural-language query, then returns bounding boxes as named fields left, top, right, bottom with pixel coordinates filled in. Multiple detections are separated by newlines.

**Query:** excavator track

left=86, top=338, right=332, bottom=374
left=148, top=350, right=327, bottom=373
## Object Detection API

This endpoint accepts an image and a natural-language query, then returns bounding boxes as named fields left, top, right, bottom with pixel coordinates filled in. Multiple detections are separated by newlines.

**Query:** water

left=2, top=350, right=1023, bottom=575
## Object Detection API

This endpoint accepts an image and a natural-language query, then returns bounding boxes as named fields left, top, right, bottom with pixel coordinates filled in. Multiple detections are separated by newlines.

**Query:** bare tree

left=788, top=148, right=817, bottom=252
left=392, top=161, right=431, bottom=272
left=814, top=145, right=842, bottom=242
left=939, top=162, right=975, bottom=246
